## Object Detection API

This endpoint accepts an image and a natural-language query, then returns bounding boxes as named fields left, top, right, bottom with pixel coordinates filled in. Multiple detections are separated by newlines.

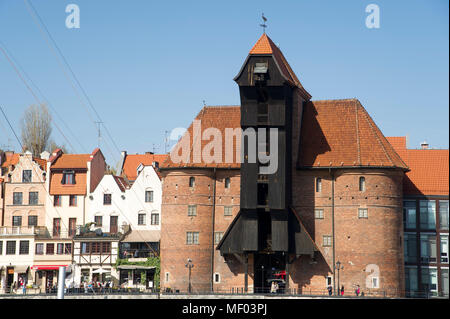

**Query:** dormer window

left=62, top=170, right=75, bottom=185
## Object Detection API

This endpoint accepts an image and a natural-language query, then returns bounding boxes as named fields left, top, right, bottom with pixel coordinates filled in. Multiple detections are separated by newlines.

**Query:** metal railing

left=0, top=226, right=47, bottom=236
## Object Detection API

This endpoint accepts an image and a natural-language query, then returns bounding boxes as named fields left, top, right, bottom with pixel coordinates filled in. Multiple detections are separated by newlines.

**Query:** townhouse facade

left=387, top=137, right=449, bottom=297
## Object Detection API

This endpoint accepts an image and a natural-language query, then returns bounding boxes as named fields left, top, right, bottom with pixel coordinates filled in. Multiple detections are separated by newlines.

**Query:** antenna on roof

left=260, top=13, right=267, bottom=34
left=95, top=121, right=103, bottom=148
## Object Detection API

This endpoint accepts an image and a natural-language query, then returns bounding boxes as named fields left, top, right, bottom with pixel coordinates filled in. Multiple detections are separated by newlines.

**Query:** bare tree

left=20, top=104, right=52, bottom=157
left=46, top=139, right=69, bottom=154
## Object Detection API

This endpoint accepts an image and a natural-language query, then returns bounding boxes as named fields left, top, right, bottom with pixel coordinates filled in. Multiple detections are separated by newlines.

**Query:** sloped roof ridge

left=356, top=100, right=407, bottom=169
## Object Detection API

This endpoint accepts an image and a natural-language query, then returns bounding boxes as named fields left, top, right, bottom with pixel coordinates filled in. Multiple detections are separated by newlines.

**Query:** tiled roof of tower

left=298, top=99, right=408, bottom=170
left=387, top=137, right=449, bottom=196
left=160, top=106, right=241, bottom=169
left=247, top=34, right=311, bottom=99
left=161, top=100, right=408, bottom=170
left=122, top=153, right=168, bottom=181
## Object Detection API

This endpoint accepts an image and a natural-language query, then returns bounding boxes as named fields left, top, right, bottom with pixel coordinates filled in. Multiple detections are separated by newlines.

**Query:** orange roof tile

left=248, top=34, right=311, bottom=99
left=387, top=137, right=449, bottom=196
left=161, top=106, right=241, bottom=169
left=1, top=153, right=19, bottom=168
left=51, top=154, right=91, bottom=169
left=162, top=100, right=406, bottom=171
left=122, top=153, right=168, bottom=181
left=298, top=99, right=408, bottom=169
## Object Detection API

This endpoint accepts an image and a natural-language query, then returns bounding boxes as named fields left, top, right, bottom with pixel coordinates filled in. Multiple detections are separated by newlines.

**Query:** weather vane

left=260, top=13, right=267, bottom=33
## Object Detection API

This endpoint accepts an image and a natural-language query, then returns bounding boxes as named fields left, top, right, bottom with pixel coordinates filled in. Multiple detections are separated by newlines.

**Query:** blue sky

left=0, top=0, right=448, bottom=167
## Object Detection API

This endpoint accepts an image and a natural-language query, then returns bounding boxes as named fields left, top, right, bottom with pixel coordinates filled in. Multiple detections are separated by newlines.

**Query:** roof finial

left=260, top=13, right=267, bottom=34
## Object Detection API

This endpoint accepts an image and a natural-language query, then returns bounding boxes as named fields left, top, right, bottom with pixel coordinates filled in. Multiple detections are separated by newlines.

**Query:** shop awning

left=14, top=265, right=29, bottom=273
left=121, top=230, right=160, bottom=243
left=117, top=265, right=155, bottom=270
left=31, top=265, right=68, bottom=270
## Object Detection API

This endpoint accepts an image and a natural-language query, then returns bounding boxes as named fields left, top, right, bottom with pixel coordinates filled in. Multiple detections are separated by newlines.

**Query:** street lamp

left=336, top=261, right=344, bottom=296
left=185, top=258, right=194, bottom=294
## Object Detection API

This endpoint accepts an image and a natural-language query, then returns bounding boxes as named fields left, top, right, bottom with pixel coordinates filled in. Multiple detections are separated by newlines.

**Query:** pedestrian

left=327, top=285, right=332, bottom=296
left=355, top=285, right=360, bottom=297
left=270, top=281, right=277, bottom=294
left=22, top=281, right=26, bottom=295
left=341, top=285, right=345, bottom=296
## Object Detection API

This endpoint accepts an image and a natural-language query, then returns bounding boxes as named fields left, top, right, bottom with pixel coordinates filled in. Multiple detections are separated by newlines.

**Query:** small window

left=224, top=206, right=233, bottom=216
left=12, top=216, right=22, bottom=227
left=53, top=195, right=61, bottom=207
left=188, top=205, right=197, bottom=216
left=19, top=241, right=29, bottom=255
left=103, top=194, right=112, bottom=205
left=22, top=170, right=32, bottom=183
left=316, top=178, right=322, bottom=193
left=151, top=213, right=159, bottom=225
left=315, top=209, right=324, bottom=219
left=214, top=232, right=224, bottom=244
left=101, top=242, right=111, bottom=254
left=186, top=232, right=199, bottom=245
left=0, top=241, right=3, bottom=255
left=358, top=208, right=368, bottom=219
left=165, top=272, right=170, bottom=283
left=57, top=243, right=64, bottom=255
left=46, top=243, right=55, bottom=255
left=28, top=215, right=38, bottom=226
left=94, top=216, right=103, bottom=227
left=13, top=192, right=23, bottom=205
left=359, top=177, right=366, bottom=192
left=145, top=190, right=154, bottom=203
left=69, top=195, right=77, bottom=207
left=35, top=243, right=44, bottom=255
left=6, top=241, right=16, bottom=255
left=65, top=243, right=72, bottom=254
left=61, top=171, right=75, bottom=185
left=138, top=213, right=146, bottom=225
left=214, top=273, right=221, bottom=284
left=189, top=177, right=195, bottom=188
left=224, top=177, right=231, bottom=189
left=29, top=192, right=38, bottom=205
left=323, top=235, right=332, bottom=247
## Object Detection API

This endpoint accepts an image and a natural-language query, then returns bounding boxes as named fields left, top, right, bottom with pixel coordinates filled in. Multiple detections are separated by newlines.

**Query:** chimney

left=421, top=141, right=429, bottom=150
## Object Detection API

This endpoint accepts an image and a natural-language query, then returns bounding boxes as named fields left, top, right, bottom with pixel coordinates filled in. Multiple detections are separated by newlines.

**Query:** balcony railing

left=0, top=226, right=47, bottom=236
left=120, top=249, right=159, bottom=259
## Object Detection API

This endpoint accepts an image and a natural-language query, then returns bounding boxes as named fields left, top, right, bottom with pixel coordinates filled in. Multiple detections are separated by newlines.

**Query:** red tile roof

left=161, top=106, right=241, bottom=169
left=51, top=154, right=92, bottom=169
left=298, top=99, right=408, bottom=169
left=161, top=100, right=407, bottom=171
left=246, top=34, right=311, bottom=99
left=1, top=153, right=47, bottom=171
left=387, top=137, right=449, bottom=196
left=122, top=153, right=168, bottom=181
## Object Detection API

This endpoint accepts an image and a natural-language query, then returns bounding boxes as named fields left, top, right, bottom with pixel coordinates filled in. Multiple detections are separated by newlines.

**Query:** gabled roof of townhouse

left=49, top=148, right=105, bottom=195
left=1, top=152, right=47, bottom=172
left=387, top=137, right=449, bottom=196
left=120, top=152, right=168, bottom=181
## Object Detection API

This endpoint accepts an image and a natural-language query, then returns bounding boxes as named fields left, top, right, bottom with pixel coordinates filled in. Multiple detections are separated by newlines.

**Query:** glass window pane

left=440, top=201, right=449, bottom=230
left=420, top=201, right=436, bottom=230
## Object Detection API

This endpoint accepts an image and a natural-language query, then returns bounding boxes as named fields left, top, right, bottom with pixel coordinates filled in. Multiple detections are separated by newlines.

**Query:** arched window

left=189, top=177, right=195, bottom=188
left=316, top=178, right=322, bottom=193
left=225, top=177, right=230, bottom=189
left=359, top=177, right=366, bottom=192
